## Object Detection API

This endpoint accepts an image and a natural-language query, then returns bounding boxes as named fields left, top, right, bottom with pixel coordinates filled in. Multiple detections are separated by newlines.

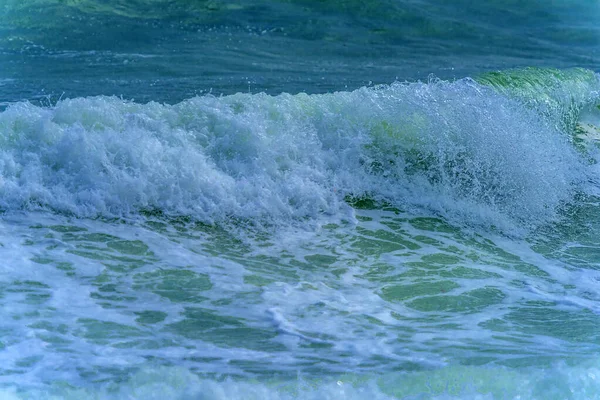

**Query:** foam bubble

left=0, top=70, right=598, bottom=231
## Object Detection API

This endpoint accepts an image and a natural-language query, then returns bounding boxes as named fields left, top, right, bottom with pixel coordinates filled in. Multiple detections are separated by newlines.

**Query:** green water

left=2, top=1, right=600, bottom=399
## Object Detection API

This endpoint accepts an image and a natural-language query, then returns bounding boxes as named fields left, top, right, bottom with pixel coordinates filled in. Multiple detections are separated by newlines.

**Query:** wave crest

left=0, top=68, right=598, bottom=230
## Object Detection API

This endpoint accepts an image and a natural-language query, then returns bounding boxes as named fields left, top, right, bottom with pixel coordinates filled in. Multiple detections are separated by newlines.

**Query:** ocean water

left=1, top=1, right=600, bottom=399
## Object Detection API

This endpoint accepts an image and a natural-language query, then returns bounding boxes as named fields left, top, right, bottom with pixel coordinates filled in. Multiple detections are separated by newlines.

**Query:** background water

left=1, top=1, right=600, bottom=399
left=2, top=0, right=600, bottom=105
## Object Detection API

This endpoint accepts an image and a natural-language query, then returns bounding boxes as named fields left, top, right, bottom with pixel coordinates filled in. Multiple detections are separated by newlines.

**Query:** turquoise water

left=1, top=1, right=600, bottom=399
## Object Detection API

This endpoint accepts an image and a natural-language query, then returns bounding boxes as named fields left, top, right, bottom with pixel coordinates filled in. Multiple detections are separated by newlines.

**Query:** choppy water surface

left=2, top=1, right=600, bottom=399
left=2, top=0, right=599, bottom=104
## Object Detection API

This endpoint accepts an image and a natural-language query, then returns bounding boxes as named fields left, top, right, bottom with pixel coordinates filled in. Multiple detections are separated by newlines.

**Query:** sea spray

left=2, top=70, right=597, bottom=231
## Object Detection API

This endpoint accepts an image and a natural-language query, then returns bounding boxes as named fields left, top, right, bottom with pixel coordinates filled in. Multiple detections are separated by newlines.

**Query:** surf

left=0, top=68, right=598, bottom=234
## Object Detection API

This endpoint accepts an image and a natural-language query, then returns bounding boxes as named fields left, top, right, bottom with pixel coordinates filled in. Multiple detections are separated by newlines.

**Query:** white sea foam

left=1, top=76, right=596, bottom=232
